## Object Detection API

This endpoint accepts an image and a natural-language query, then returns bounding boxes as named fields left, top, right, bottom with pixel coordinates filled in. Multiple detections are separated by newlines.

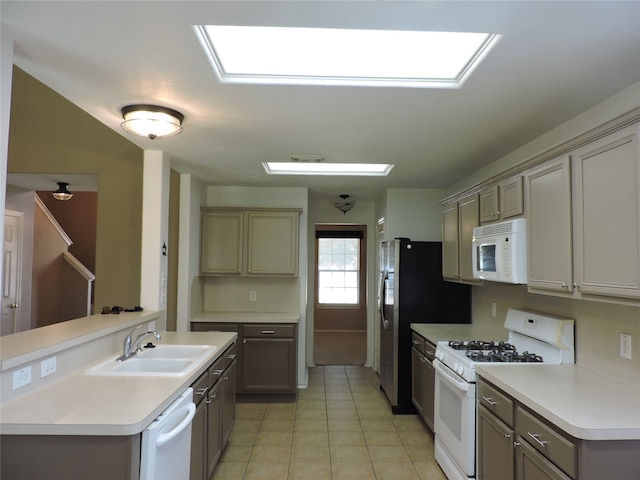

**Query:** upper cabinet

left=525, top=123, right=640, bottom=301
left=525, top=156, right=573, bottom=293
left=442, top=193, right=480, bottom=283
left=200, top=208, right=301, bottom=277
left=479, top=176, right=524, bottom=224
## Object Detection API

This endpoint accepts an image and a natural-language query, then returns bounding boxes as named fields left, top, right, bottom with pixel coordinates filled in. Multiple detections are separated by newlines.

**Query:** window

left=317, top=238, right=360, bottom=305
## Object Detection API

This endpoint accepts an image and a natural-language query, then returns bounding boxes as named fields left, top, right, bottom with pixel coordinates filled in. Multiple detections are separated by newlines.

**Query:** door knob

left=9, top=303, right=18, bottom=309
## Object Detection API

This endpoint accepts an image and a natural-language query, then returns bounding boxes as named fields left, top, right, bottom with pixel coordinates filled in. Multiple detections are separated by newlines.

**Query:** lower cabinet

left=478, top=404, right=515, bottom=480
left=190, top=342, right=237, bottom=480
left=191, top=321, right=298, bottom=395
left=242, top=324, right=296, bottom=393
left=410, top=332, right=436, bottom=431
left=477, top=376, right=640, bottom=480
left=515, top=437, right=571, bottom=480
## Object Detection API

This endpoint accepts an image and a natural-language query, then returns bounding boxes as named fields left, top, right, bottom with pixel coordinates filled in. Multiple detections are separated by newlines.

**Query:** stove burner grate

left=465, top=349, right=544, bottom=363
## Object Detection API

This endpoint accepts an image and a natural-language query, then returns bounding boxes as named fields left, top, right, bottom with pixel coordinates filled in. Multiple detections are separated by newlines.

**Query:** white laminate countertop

left=476, top=364, right=640, bottom=441
left=410, top=323, right=508, bottom=345
left=0, top=331, right=237, bottom=437
left=192, top=312, right=300, bottom=324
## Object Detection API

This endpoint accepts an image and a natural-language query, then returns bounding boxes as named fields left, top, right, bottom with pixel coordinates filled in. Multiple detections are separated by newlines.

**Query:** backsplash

left=472, top=283, right=640, bottom=384
left=203, top=276, right=300, bottom=313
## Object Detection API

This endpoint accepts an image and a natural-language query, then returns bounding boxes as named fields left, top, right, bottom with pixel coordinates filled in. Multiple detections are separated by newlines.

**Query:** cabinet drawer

left=516, top=406, right=577, bottom=479
left=223, top=342, right=237, bottom=369
left=243, top=324, right=295, bottom=338
left=411, top=333, right=425, bottom=354
left=208, top=356, right=225, bottom=387
left=191, top=322, right=238, bottom=333
left=192, top=371, right=209, bottom=406
left=478, top=379, right=514, bottom=427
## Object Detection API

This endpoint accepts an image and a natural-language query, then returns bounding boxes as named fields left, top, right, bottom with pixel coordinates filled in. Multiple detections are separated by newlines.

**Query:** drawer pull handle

left=426, top=350, right=435, bottom=356
left=261, top=330, right=275, bottom=334
left=223, top=376, right=230, bottom=380
left=503, top=433, right=511, bottom=439
left=481, top=396, right=497, bottom=406
left=527, top=432, right=549, bottom=448
left=227, top=353, right=237, bottom=360
left=195, top=387, right=208, bottom=396
left=412, top=340, right=420, bottom=346
left=212, top=369, right=224, bottom=376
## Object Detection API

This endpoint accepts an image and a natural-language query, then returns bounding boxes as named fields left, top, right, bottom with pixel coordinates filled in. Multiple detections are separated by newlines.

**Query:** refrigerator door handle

left=378, top=269, right=390, bottom=330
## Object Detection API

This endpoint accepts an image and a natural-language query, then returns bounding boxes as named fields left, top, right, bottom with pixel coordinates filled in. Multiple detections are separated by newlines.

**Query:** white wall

left=385, top=188, right=446, bottom=241
left=176, top=174, right=207, bottom=332
left=140, top=150, right=170, bottom=331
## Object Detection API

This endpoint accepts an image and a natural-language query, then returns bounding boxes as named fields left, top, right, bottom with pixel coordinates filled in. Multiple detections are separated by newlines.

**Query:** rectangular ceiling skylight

left=263, top=162, right=394, bottom=176
left=195, top=25, right=500, bottom=88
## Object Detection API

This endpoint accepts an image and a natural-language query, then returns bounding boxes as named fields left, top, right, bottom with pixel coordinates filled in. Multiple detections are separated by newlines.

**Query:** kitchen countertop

left=476, top=364, right=640, bottom=441
left=0, top=331, right=237, bottom=437
left=192, top=311, right=300, bottom=323
left=410, top=322, right=508, bottom=344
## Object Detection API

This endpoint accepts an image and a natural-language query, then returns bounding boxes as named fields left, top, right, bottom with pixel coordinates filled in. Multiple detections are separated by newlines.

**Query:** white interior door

left=2, top=210, right=23, bottom=335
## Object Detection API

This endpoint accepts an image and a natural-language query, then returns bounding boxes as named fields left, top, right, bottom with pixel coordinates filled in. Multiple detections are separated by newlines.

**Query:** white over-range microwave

left=472, top=218, right=527, bottom=284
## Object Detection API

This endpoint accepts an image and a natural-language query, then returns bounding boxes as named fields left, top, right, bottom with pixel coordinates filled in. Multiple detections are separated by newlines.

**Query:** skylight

left=195, top=25, right=500, bottom=88
left=263, top=162, right=394, bottom=176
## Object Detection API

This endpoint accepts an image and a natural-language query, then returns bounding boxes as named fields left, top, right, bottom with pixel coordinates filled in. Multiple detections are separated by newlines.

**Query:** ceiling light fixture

left=263, top=162, right=394, bottom=176
left=52, top=182, right=73, bottom=201
left=335, top=194, right=355, bottom=214
left=120, top=104, right=184, bottom=140
left=195, top=25, right=501, bottom=88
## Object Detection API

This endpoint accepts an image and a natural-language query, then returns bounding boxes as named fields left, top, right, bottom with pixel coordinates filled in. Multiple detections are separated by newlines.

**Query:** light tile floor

left=212, top=365, right=447, bottom=480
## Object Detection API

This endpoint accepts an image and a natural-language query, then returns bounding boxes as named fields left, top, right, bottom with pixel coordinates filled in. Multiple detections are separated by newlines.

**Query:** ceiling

left=2, top=1, right=639, bottom=202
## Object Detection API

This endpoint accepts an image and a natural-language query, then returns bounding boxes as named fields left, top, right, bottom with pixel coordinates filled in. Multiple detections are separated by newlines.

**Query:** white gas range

left=432, top=309, right=575, bottom=480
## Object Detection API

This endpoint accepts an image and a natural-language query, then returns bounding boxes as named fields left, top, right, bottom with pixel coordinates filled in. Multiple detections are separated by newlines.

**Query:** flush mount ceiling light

left=335, top=194, right=355, bottom=214
left=120, top=104, right=184, bottom=140
left=263, top=162, right=394, bottom=176
left=52, top=182, right=73, bottom=201
left=195, top=25, right=500, bottom=88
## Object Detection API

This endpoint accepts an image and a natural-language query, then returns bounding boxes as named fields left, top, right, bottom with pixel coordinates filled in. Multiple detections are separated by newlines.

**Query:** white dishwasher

left=140, top=387, right=196, bottom=480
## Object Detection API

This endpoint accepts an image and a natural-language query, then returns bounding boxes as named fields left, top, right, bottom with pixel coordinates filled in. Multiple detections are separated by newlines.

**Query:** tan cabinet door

left=459, top=194, right=479, bottom=281
left=200, top=212, right=244, bottom=274
left=572, top=123, right=640, bottom=299
left=442, top=204, right=459, bottom=279
left=479, top=185, right=500, bottom=223
left=247, top=211, right=299, bottom=275
left=525, top=155, right=574, bottom=293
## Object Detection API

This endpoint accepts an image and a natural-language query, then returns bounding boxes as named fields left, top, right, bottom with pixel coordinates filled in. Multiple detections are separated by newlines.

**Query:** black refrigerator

left=378, top=238, right=471, bottom=414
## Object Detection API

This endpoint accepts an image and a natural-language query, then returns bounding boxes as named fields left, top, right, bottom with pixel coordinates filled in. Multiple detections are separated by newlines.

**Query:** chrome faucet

left=117, top=324, right=161, bottom=361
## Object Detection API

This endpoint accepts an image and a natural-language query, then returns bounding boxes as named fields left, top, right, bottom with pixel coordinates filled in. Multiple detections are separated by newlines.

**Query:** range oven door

left=433, top=359, right=476, bottom=478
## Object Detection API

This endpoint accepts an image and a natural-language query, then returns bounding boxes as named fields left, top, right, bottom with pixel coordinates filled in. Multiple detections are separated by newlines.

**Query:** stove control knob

left=436, top=351, right=444, bottom=361
left=453, top=362, right=459, bottom=372
left=457, top=365, right=465, bottom=376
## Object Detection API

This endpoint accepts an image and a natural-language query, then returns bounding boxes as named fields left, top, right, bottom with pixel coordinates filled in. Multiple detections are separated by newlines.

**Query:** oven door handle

left=433, top=359, right=472, bottom=393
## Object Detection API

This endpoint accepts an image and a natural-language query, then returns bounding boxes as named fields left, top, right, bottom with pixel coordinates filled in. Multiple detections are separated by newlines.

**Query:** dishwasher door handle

left=156, top=403, right=196, bottom=447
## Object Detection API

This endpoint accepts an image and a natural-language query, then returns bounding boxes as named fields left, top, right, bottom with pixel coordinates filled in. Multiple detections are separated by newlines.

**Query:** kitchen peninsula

left=0, top=311, right=237, bottom=479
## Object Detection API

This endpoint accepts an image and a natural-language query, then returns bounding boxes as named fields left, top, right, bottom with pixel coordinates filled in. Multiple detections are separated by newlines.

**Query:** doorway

left=313, top=224, right=367, bottom=365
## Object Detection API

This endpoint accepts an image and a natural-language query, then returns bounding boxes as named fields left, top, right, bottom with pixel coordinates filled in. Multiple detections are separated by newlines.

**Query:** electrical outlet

left=250, top=290, right=257, bottom=302
left=490, top=303, right=497, bottom=318
left=41, top=356, right=57, bottom=377
left=13, top=366, right=32, bottom=390
left=620, top=333, right=632, bottom=360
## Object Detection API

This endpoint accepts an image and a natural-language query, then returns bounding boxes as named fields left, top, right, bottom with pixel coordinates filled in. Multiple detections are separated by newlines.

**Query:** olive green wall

left=8, top=67, right=144, bottom=311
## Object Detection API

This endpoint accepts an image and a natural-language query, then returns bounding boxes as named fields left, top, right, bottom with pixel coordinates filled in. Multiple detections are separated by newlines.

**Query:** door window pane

left=317, top=238, right=360, bottom=305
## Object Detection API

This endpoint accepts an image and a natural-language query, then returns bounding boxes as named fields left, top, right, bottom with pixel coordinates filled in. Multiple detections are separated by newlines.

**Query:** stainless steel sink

left=85, top=344, right=217, bottom=376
